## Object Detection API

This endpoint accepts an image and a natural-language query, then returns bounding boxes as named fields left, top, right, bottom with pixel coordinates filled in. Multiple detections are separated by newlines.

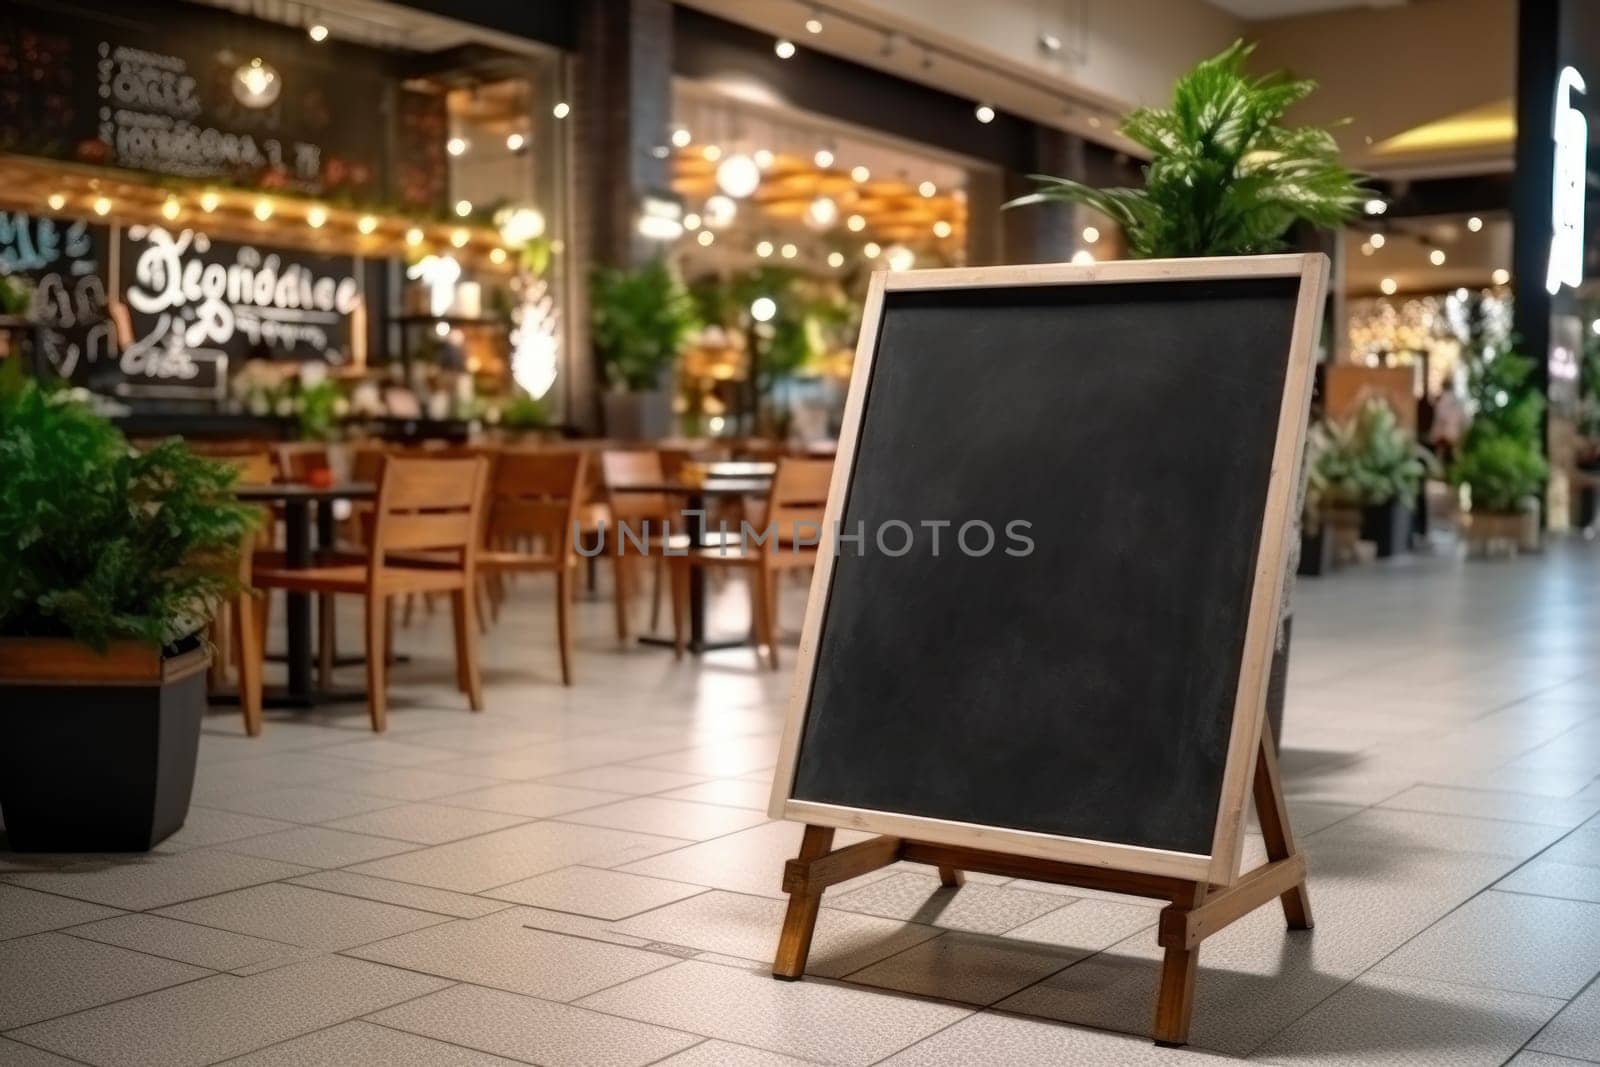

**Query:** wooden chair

left=600, top=450, right=679, bottom=641
left=477, top=450, right=588, bottom=684
left=251, top=456, right=489, bottom=732
left=668, top=457, right=832, bottom=670
left=211, top=452, right=276, bottom=737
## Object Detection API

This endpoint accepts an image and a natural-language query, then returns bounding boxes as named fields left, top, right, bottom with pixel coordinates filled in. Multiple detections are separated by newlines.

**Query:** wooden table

left=612, top=470, right=774, bottom=654
left=235, top=482, right=375, bottom=706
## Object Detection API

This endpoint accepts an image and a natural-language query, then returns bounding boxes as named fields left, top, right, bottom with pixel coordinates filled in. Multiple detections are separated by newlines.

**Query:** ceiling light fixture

left=805, top=8, right=823, bottom=33
left=716, top=153, right=762, bottom=198
left=1429, top=249, right=1446, bottom=266
left=697, top=230, right=715, bottom=246
left=918, top=181, right=936, bottom=198
left=974, top=103, right=996, bottom=124
left=506, top=133, right=526, bottom=152
left=1082, top=226, right=1100, bottom=244
left=863, top=241, right=881, bottom=258
left=850, top=165, right=870, bottom=183
left=552, top=101, right=570, bottom=119
left=307, top=22, right=328, bottom=42
left=1370, top=233, right=1386, bottom=249
left=447, top=136, right=468, bottom=156
left=827, top=251, right=844, bottom=267
left=671, top=128, right=692, bottom=148
left=933, top=220, right=952, bottom=238
left=703, top=195, right=737, bottom=229
left=1467, top=216, right=1484, bottom=232
left=814, top=148, right=834, bottom=168
left=455, top=199, right=473, bottom=217
left=1492, top=268, right=1510, bottom=286
left=1379, top=277, right=1398, bottom=295
left=774, top=38, right=796, bottom=59
left=232, top=57, right=281, bottom=108
left=1364, top=198, right=1388, bottom=216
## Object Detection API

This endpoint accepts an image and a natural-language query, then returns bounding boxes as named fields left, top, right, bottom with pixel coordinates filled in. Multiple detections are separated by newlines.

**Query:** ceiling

left=1343, top=213, right=1511, bottom=298
left=1205, top=0, right=1408, bottom=18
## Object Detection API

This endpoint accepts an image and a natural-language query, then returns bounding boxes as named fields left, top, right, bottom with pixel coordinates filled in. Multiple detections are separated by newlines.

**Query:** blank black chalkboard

left=782, top=264, right=1315, bottom=865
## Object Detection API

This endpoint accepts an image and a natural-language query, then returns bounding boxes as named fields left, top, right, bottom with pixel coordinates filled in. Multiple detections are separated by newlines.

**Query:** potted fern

left=1009, top=39, right=1364, bottom=746
left=592, top=260, right=701, bottom=440
left=0, top=368, right=255, bottom=851
left=1452, top=346, right=1547, bottom=556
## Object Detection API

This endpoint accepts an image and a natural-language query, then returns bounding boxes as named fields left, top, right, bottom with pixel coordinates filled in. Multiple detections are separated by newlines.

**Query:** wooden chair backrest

left=275, top=443, right=329, bottom=484
left=369, top=456, right=488, bottom=576
left=217, top=452, right=276, bottom=566
left=766, top=458, right=833, bottom=552
left=601, top=450, right=670, bottom=526
left=489, top=450, right=586, bottom=561
left=350, top=445, right=388, bottom=485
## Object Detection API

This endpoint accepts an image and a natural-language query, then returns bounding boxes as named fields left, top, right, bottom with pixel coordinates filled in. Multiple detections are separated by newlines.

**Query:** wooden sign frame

left=765, top=254, right=1329, bottom=1045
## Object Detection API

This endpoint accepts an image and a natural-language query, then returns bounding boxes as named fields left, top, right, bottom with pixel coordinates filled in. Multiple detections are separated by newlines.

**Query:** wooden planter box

left=0, top=639, right=209, bottom=852
left=1462, top=512, right=1523, bottom=558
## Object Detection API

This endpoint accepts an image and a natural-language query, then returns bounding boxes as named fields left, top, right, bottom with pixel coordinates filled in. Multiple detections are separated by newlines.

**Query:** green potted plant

left=1313, top=400, right=1433, bottom=558
left=1009, top=39, right=1364, bottom=745
left=1452, top=345, right=1546, bottom=555
left=0, top=367, right=256, bottom=851
left=1298, top=428, right=1334, bottom=576
left=592, top=260, right=700, bottom=440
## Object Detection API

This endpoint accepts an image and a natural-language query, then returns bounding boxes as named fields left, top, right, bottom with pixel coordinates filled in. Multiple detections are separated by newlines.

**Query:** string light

left=306, top=205, right=327, bottom=228
left=1492, top=268, right=1510, bottom=285
left=46, top=193, right=66, bottom=211
left=253, top=199, right=274, bottom=221
left=161, top=196, right=181, bottom=221
left=447, top=137, right=469, bottom=156
left=489, top=247, right=508, bottom=265
left=199, top=191, right=219, bottom=213
left=1364, top=199, right=1388, bottom=216
left=92, top=197, right=112, bottom=217
left=814, top=148, right=834, bottom=168
left=933, top=220, right=952, bottom=238
left=405, top=227, right=424, bottom=246
left=1071, top=249, right=1094, bottom=265
left=753, top=148, right=774, bottom=169
left=671, top=128, right=692, bottom=148
left=846, top=214, right=866, bottom=232
left=863, top=241, right=881, bottom=257
left=918, top=181, right=936, bottom=197
left=703, top=144, right=723, bottom=162
left=450, top=229, right=469, bottom=248
left=683, top=213, right=702, bottom=230
left=755, top=240, right=774, bottom=258
left=697, top=230, right=715, bottom=246
left=850, top=165, right=870, bottom=183
left=1370, top=233, right=1386, bottom=249
left=1380, top=277, right=1398, bottom=295
left=357, top=215, right=378, bottom=234
left=1429, top=249, right=1447, bottom=266
left=1467, top=216, right=1483, bottom=232
left=1082, top=226, right=1100, bottom=243
left=455, top=199, right=473, bottom=217
left=827, top=251, right=844, bottom=267
left=780, top=242, right=798, bottom=258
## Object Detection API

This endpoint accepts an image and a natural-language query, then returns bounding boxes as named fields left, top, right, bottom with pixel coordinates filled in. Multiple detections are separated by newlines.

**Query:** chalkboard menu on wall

left=0, top=0, right=447, bottom=211
left=0, top=210, right=112, bottom=385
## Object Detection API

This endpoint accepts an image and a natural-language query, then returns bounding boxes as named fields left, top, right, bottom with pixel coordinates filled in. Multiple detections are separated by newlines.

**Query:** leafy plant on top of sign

left=1007, top=40, right=1365, bottom=256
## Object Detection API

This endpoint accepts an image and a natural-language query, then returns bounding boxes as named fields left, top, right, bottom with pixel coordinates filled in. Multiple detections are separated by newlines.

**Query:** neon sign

left=1546, top=67, right=1587, bottom=296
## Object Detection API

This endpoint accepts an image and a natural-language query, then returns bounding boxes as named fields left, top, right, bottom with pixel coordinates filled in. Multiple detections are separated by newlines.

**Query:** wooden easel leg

left=937, top=865, right=965, bottom=888
left=1254, top=723, right=1313, bottom=930
left=1153, top=882, right=1206, bottom=1047
left=773, top=825, right=835, bottom=980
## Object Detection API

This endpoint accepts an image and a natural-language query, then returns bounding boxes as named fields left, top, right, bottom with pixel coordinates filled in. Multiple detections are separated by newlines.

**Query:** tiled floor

left=5, top=544, right=1600, bottom=1065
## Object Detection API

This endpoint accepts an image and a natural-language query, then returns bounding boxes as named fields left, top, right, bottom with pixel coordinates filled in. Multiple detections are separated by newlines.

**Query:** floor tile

left=318, top=766, right=504, bottom=802
left=321, top=803, right=528, bottom=845
left=154, top=882, right=449, bottom=951
left=539, top=765, right=711, bottom=794
left=162, top=808, right=298, bottom=850
left=1529, top=975, right=1600, bottom=1061
left=824, top=873, right=1071, bottom=935
left=652, top=1039, right=821, bottom=1066
left=1377, top=890, right=1600, bottom=997
left=213, top=825, right=420, bottom=867
left=218, top=1020, right=525, bottom=1065
left=1254, top=970, right=1563, bottom=1065
left=878, top=1009, right=1239, bottom=1065
left=345, top=820, right=690, bottom=893
left=1305, top=808, right=1567, bottom=861
left=0, top=883, right=122, bottom=939
left=616, top=821, right=875, bottom=899
left=438, top=781, right=629, bottom=818
left=202, top=786, right=401, bottom=824
left=66, top=913, right=307, bottom=973
left=578, top=959, right=971, bottom=1066
left=1506, top=1052, right=1600, bottom=1067
left=314, top=738, right=465, bottom=766
left=1380, top=785, right=1600, bottom=828
left=606, top=890, right=941, bottom=977
left=0, top=1038, right=84, bottom=1066
left=348, top=907, right=680, bottom=1000
left=285, top=870, right=512, bottom=919
left=847, top=931, right=1085, bottom=1005
left=1, top=850, right=313, bottom=910
left=1498, top=858, right=1600, bottom=903
left=368, top=982, right=701, bottom=1066
left=660, top=778, right=775, bottom=811
left=483, top=864, right=708, bottom=919
left=10, top=954, right=450, bottom=1067
left=628, top=736, right=780, bottom=777
left=558, top=796, right=771, bottom=840
left=0, top=931, right=209, bottom=1028
left=1000, top=897, right=1160, bottom=952
left=1544, top=826, right=1600, bottom=868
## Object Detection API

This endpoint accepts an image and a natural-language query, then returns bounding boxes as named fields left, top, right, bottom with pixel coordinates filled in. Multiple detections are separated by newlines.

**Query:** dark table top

left=611, top=478, right=772, bottom=496
left=235, top=482, right=377, bottom=502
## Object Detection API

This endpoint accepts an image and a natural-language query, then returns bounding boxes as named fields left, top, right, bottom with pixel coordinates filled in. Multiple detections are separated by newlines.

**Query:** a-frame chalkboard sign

left=767, top=254, right=1329, bottom=1046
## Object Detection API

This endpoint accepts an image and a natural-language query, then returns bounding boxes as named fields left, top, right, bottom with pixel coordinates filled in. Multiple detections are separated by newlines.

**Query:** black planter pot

left=0, top=640, right=209, bottom=852
left=1297, top=526, right=1335, bottom=576
left=1360, top=498, right=1412, bottom=558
